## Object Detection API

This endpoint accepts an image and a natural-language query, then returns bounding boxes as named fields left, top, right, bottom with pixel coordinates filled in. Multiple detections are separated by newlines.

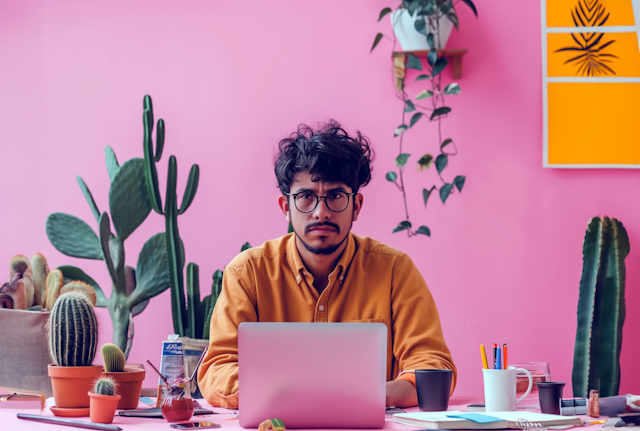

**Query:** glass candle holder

left=162, top=381, right=195, bottom=423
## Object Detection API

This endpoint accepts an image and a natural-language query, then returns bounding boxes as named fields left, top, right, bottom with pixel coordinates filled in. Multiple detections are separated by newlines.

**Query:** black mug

left=537, top=382, right=565, bottom=415
left=415, top=369, right=453, bottom=412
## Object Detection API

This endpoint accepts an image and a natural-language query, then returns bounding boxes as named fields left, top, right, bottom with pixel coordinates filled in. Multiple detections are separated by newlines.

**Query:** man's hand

left=386, top=379, right=418, bottom=408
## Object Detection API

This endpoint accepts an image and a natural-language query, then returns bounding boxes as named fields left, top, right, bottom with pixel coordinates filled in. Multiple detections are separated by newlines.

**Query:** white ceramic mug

left=483, top=367, right=533, bottom=412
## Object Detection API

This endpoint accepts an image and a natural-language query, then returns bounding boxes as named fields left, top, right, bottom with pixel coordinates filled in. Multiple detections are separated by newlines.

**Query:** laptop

left=238, top=322, right=387, bottom=429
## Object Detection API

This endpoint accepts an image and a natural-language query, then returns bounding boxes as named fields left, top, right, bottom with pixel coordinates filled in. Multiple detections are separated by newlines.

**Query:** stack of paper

left=393, top=410, right=583, bottom=429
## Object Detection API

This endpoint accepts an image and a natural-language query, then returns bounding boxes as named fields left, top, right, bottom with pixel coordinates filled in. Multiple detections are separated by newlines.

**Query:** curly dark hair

left=274, top=121, right=374, bottom=195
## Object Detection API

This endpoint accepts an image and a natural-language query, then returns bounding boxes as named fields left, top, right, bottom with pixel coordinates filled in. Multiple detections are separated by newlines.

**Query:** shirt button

left=296, top=275, right=301, bottom=281
left=319, top=305, right=325, bottom=311
left=340, top=276, right=344, bottom=281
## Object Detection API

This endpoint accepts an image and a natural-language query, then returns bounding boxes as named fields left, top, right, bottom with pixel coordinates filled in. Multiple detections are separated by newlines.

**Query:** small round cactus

left=94, top=376, right=117, bottom=396
left=101, top=343, right=125, bottom=372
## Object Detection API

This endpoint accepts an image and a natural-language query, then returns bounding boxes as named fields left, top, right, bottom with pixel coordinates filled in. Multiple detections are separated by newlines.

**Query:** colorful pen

left=480, top=344, right=489, bottom=369
left=493, top=344, right=497, bottom=369
left=496, top=345, right=502, bottom=369
left=503, top=344, right=508, bottom=369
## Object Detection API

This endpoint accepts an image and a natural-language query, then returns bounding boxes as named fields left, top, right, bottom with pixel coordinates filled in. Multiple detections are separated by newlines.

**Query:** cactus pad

left=94, top=376, right=117, bottom=396
left=44, top=269, right=64, bottom=310
left=59, top=281, right=97, bottom=307
left=47, top=291, right=98, bottom=367
left=101, top=343, right=125, bottom=372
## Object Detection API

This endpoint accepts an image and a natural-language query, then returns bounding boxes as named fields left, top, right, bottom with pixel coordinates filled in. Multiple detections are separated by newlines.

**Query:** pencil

left=496, top=345, right=502, bottom=369
left=18, top=413, right=122, bottom=431
left=493, top=344, right=497, bottom=369
left=480, top=344, right=489, bottom=369
left=503, top=344, right=508, bottom=369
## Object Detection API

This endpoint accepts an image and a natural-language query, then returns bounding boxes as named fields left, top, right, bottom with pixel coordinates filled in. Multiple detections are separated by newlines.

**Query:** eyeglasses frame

left=284, top=191, right=357, bottom=213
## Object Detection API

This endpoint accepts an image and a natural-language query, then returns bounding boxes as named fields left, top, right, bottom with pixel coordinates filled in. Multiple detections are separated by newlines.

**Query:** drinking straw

left=190, top=348, right=208, bottom=382
left=146, top=359, right=170, bottom=386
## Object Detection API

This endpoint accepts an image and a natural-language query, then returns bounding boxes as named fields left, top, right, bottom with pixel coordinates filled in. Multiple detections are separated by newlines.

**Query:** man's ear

left=278, top=195, right=291, bottom=222
left=352, top=193, right=364, bottom=222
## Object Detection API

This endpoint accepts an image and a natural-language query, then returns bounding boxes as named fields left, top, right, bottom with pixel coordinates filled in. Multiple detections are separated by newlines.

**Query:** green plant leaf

left=432, top=57, right=448, bottom=77
left=416, top=74, right=432, bottom=81
left=423, top=187, right=434, bottom=207
left=444, top=83, right=461, bottom=95
left=105, top=146, right=120, bottom=182
left=395, top=153, right=411, bottom=168
left=461, top=0, right=478, bottom=17
left=427, top=33, right=435, bottom=49
left=410, top=112, right=424, bottom=127
left=98, top=212, right=118, bottom=285
left=441, top=138, right=453, bottom=150
left=404, top=100, right=416, bottom=113
left=447, top=12, right=460, bottom=30
left=378, top=7, right=392, bottom=21
left=436, top=154, right=448, bottom=174
left=155, top=119, right=165, bottom=162
left=186, top=262, right=200, bottom=339
left=143, top=109, right=163, bottom=215
left=416, top=226, right=431, bottom=236
left=76, top=176, right=100, bottom=223
left=57, top=265, right=108, bottom=307
left=241, top=242, right=252, bottom=252
left=430, top=107, right=452, bottom=120
left=178, top=164, right=200, bottom=215
left=414, top=18, right=427, bottom=35
left=129, top=232, right=171, bottom=305
left=371, top=33, right=384, bottom=53
left=406, top=54, right=422, bottom=71
left=427, top=49, right=437, bottom=66
left=386, top=171, right=398, bottom=182
left=46, top=213, right=103, bottom=260
left=392, top=221, right=412, bottom=233
left=440, top=183, right=454, bottom=203
left=417, top=154, right=434, bottom=172
left=109, top=158, right=152, bottom=241
left=416, top=90, right=433, bottom=100
left=454, top=175, right=466, bottom=192
left=394, top=125, right=408, bottom=137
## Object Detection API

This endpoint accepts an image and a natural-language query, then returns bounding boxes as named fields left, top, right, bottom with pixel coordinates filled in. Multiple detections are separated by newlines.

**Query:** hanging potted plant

left=88, top=376, right=121, bottom=424
left=100, top=343, right=145, bottom=409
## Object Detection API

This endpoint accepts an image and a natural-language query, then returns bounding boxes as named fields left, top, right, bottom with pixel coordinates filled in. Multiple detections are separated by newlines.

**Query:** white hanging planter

left=390, top=9, right=453, bottom=51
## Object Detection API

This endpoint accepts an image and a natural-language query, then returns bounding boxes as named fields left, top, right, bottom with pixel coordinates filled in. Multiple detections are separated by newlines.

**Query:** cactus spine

left=572, top=216, right=629, bottom=398
left=101, top=343, right=126, bottom=372
left=48, top=291, right=98, bottom=367
left=94, top=376, right=117, bottom=396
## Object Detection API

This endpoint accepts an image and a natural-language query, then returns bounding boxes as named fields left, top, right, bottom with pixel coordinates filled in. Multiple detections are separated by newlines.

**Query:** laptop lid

left=238, top=322, right=387, bottom=429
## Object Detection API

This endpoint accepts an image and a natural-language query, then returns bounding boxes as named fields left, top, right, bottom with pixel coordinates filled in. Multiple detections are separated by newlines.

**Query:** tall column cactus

left=48, top=291, right=98, bottom=367
left=572, top=216, right=630, bottom=398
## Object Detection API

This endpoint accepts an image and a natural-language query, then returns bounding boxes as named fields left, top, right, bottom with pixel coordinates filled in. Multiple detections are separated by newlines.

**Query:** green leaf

left=385, top=171, right=398, bottom=182
left=395, top=153, right=411, bottom=168
left=46, top=213, right=103, bottom=260
left=105, top=146, right=120, bottom=182
left=414, top=18, right=427, bottom=35
left=404, top=100, right=416, bottom=113
left=186, top=262, right=200, bottom=339
left=394, top=125, right=408, bottom=137
left=461, top=0, right=478, bottom=17
left=143, top=110, right=163, bottom=215
left=155, top=119, right=165, bottom=162
left=427, top=49, right=437, bottom=66
left=423, top=187, right=434, bottom=207
left=57, top=265, right=108, bottom=307
left=130, top=232, right=171, bottom=305
left=378, top=7, right=392, bottom=21
left=76, top=176, right=100, bottom=223
left=406, top=54, right=422, bottom=71
left=444, top=83, right=461, bottom=95
left=410, top=112, right=424, bottom=127
left=436, top=154, right=448, bottom=174
left=109, top=158, right=152, bottom=241
left=392, top=221, right=412, bottom=233
left=178, top=164, right=200, bottom=215
left=441, top=138, right=453, bottom=150
left=447, top=12, right=460, bottom=31
left=427, top=33, right=435, bottom=49
left=98, top=212, right=117, bottom=285
left=416, top=90, right=433, bottom=100
left=371, top=33, right=384, bottom=53
left=416, top=226, right=431, bottom=236
left=430, top=107, right=452, bottom=120
left=432, top=57, right=448, bottom=77
left=416, top=74, right=432, bottom=81
left=440, top=183, right=454, bottom=203
left=417, top=154, right=434, bottom=172
left=240, top=242, right=252, bottom=252
left=454, top=175, right=466, bottom=192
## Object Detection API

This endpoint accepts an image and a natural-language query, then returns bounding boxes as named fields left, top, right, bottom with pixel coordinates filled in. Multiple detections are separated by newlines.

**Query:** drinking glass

left=509, top=362, right=551, bottom=406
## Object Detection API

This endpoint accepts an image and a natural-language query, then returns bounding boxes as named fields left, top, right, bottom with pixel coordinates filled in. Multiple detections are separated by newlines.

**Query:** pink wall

left=1, top=0, right=638, bottom=397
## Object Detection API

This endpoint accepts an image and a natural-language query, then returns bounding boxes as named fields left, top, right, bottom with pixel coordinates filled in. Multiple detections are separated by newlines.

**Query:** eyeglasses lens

left=295, top=192, right=349, bottom=213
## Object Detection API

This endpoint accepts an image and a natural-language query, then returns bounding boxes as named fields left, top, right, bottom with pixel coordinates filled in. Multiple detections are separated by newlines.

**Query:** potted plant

left=47, top=291, right=102, bottom=409
left=88, top=376, right=121, bottom=424
left=100, top=343, right=145, bottom=409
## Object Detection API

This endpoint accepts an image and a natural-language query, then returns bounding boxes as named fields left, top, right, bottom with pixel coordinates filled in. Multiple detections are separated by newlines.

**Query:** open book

left=393, top=410, right=583, bottom=429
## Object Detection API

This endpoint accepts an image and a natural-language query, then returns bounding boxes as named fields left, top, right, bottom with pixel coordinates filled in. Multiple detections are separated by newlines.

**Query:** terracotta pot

left=102, top=366, right=145, bottom=409
left=48, top=364, right=103, bottom=408
left=88, top=392, right=121, bottom=424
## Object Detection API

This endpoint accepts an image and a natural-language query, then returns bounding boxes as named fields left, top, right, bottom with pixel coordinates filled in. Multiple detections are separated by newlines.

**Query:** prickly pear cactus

left=101, top=343, right=125, bottom=372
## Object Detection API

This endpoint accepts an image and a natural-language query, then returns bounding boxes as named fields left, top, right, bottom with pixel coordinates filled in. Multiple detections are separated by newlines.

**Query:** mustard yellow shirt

left=198, top=232, right=456, bottom=408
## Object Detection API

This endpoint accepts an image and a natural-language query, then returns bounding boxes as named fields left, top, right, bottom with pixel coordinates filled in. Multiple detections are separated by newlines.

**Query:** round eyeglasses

left=285, top=191, right=356, bottom=213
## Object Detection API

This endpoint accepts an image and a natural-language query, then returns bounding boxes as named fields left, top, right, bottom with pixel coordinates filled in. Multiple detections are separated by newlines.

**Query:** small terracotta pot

left=48, top=364, right=103, bottom=408
left=88, top=392, right=121, bottom=424
left=102, top=365, right=146, bottom=409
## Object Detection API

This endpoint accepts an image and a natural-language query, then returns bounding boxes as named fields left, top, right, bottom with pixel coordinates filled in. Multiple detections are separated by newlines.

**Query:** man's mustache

left=305, top=222, right=340, bottom=234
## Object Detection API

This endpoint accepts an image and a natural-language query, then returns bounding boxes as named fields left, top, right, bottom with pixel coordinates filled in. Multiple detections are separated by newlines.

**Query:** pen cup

left=483, top=367, right=533, bottom=412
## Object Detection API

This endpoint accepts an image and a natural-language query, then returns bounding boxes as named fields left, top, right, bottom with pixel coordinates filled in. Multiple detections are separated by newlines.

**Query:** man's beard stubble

left=294, top=218, right=352, bottom=256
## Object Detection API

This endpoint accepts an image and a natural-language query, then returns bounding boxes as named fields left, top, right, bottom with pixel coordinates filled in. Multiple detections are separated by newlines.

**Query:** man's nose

left=313, top=197, right=332, bottom=220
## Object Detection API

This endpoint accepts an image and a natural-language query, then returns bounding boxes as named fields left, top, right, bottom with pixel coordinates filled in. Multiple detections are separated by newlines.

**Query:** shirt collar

left=287, top=232, right=356, bottom=284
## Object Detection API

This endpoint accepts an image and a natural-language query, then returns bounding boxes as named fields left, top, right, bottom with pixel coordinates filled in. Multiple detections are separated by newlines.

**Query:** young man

left=198, top=122, right=456, bottom=409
